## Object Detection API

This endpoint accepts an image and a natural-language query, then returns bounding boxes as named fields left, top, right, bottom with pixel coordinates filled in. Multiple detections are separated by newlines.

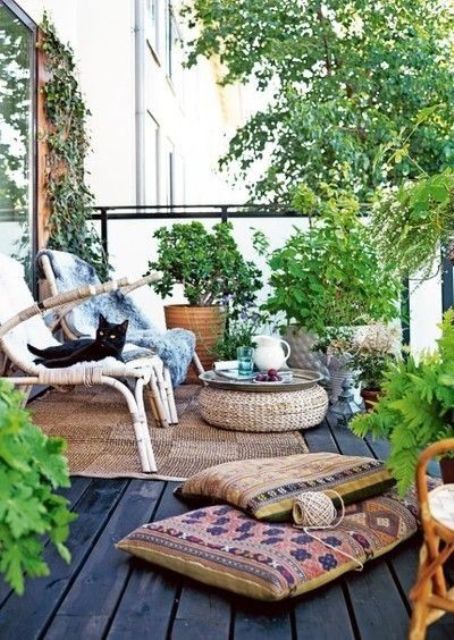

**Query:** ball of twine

left=292, top=490, right=364, bottom=572
left=292, top=491, right=339, bottom=528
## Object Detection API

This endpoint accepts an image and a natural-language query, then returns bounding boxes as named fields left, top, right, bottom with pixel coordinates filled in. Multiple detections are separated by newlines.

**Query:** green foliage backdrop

left=40, top=14, right=108, bottom=278
left=183, top=0, right=454, bottom=201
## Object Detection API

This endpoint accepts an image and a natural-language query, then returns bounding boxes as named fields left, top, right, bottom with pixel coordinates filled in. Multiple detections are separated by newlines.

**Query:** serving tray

left=199, top=369, right=324, bottom=392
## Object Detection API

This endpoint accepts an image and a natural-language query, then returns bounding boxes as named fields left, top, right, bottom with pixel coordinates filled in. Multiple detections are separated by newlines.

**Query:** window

left=163, top=138, right=175, bottom=206
left=165, top=1, right=173, bottom=78
left=144, top=112, right=159, bottom=205
left=145, top=0, right=160, bottom=57
left=0, top=1, right=36, bottom=283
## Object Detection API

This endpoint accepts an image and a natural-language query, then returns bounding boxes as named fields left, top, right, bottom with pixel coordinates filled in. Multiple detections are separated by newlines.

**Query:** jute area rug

left=30, top=385, right=308, bottom=481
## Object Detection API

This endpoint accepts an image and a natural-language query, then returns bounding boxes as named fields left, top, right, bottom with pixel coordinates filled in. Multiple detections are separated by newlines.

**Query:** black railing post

left=401, top=277, right=411, bottom=348
left=100, top=207, right=109, bottom=258
left=441, top=249, right=454, bottom=313
left=220, top=205, right=228, bottom=224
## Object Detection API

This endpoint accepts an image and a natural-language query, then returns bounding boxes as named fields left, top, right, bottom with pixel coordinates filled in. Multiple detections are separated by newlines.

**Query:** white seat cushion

left=429, top=484, right=454, bottom=530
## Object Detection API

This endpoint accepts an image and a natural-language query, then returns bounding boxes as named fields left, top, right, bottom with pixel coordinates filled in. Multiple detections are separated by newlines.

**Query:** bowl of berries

left=254, top=369, right=286, bottom=383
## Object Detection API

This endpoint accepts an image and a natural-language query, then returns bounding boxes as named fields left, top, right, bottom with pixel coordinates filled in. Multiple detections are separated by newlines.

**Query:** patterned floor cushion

left=117, top=494, right=417, bottom=601
left=175, top=452, right=395, bottom=521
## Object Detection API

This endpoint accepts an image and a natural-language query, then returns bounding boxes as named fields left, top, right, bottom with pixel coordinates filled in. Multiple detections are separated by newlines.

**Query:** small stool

left=199, top=384, right=328, bottom=432
left=409, top=439, right=454, bottom=640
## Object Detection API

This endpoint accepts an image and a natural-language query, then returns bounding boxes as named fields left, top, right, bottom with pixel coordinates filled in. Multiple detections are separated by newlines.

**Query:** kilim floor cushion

left=117, top=494, right=417, bottom=601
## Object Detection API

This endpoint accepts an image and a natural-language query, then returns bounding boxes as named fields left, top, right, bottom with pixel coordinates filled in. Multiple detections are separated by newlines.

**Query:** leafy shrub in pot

left=262, top=185, right=401, bottom=334
left=257, top=185, right=401, bottom=390
left=351, top=324, right=400, bottom=410
left=146, top=221, right=262, bottom=371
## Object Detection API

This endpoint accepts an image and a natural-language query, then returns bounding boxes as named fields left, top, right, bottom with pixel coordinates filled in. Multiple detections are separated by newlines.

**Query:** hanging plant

left=39, top=14, right=109, bottom=279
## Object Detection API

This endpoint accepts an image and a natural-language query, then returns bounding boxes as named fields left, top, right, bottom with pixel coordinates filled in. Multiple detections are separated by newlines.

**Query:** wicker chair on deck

left=0, top=253, right=173, bottom=473
left=409, top=439, right=454, bottom=639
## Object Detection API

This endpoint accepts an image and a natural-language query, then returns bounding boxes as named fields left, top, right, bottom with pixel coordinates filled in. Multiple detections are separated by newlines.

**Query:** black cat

left=28, top=314, right=128, bottom=368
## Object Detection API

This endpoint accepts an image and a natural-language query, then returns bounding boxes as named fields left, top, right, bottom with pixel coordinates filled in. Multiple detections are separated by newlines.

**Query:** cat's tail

left=27, top=343, right=45, bottom=357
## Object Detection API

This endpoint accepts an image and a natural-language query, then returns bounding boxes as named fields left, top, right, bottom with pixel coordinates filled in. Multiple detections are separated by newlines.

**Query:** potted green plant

left=212, top=308, right=263, bottom=361
left=257, top=185, right=401, bottom=398
left=146, top=221, right=262, bottom=371
left=0, top=379, right=75, bottom=594
left=351, top=324, right=400, bottom=411
left=350, top=310, right=454, bottom=494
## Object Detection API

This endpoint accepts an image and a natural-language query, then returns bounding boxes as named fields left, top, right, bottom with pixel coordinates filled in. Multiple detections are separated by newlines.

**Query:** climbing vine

left=39, top=14, right=109, bottom=278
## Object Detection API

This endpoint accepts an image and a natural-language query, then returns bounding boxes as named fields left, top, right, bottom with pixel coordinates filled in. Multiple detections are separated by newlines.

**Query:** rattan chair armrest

left=0, top=272, right=162, bottom=339
left=119, top=273, right=162, bottom=296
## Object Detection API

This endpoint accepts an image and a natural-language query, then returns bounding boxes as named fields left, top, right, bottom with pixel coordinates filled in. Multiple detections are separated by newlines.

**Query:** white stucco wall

left=18, top=0, right=246, bottom=206
left=13, top=0, right=448, bottom=352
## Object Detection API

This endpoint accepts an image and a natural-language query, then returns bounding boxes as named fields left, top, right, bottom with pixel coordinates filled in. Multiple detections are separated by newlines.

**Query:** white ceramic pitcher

left=251, top=335, right=291, bottom=371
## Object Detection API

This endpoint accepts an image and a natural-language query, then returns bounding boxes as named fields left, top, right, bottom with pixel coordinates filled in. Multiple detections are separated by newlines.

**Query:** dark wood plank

left=59, top=475, right=93, bottom=504
left=364, top=435, right=390, bottom=461
left=294, top=583, right=355, bottom=640
left=328, top=419, right=374, bottom=458
left=0, top=478, right=128, bottom=639
left=232, top=598, right=294, bottom=640
left=427, top=617, right=454, bottom=639
left=345, top=561, right=410, bottom=640
left=0, top=476, right=91, bottom=609
left=328, top=416, right=419, bottom=639
left=171, top=584, right=231, bottom=640
left=303, top=418, right=340, bottom=454
left=106, top=482, right=188, bottom=640
left=388, top=538, right=420, bottom=602
left=43, top=479, right=165, bottom=640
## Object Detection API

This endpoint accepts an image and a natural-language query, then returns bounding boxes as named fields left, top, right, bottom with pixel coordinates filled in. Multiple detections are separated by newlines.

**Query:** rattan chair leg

left=134, top=378, right=157, bottom=472
left=192, top=351, right=204, bottom=375
left=428, top=535, right=447, bottom=598
left=101, top=376, right=155, bottom=472
left=152, top=360, right=172, bottom=425
left=146, top=388, right=161, bottom=426
left=409, top=545, right=432, bottom=640
left=20, top=385, right=33, bottom=407
left=149, top=368, right=169, bottom=428
left=163, top=366, right=178, bottom=425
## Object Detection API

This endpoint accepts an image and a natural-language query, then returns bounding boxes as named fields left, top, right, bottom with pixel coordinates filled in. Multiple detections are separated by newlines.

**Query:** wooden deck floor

left=1, top=412, right=453, bottom=640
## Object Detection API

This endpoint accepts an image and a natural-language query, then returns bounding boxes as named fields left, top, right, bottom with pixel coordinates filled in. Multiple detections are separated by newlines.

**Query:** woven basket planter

left=165, top=304, right=226, bottom=381
left=199, top=384, right=328, bottom=432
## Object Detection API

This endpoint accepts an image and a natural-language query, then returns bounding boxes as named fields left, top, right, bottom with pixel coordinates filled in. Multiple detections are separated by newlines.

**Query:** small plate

left=214, top=369, right=256, bottom=381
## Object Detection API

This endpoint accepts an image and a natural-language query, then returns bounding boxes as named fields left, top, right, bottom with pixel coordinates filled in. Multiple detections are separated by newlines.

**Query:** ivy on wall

left=39, top=14, right=109, bottom=279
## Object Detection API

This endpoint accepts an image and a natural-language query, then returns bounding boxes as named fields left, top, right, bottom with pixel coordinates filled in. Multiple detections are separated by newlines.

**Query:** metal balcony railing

left=90, top=204, right=454, bottom=349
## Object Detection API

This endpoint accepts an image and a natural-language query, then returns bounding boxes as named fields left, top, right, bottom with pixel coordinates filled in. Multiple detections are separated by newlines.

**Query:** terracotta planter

left=440, top=457, right=454, bottom=484
left=361, top=388, right=380, bottom=412
left=164, top=304, right=226, bottom=381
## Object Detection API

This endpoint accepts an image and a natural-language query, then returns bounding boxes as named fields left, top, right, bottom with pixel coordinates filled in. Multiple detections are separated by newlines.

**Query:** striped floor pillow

left=117, top=494, right=417, bottom=601
left=175, top=452, right=395, bottom=521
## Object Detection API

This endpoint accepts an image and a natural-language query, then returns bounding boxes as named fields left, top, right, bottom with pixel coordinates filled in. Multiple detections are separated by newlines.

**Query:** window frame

left=0, top=0, right=38, bottom=291
left=145, top=110, right=160, bottom=205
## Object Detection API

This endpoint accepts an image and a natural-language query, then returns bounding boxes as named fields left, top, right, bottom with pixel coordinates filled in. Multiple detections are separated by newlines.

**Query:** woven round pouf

left=199, top=384, right=328, bottom=432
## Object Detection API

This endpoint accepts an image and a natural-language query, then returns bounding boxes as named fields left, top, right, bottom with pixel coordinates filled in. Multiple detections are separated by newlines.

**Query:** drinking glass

left=237, top=346, right=254, bottom=376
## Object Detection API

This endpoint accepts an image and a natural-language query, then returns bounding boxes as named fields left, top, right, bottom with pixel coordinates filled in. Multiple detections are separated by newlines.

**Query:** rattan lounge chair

left=0, top=253, right=174, bottom=473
